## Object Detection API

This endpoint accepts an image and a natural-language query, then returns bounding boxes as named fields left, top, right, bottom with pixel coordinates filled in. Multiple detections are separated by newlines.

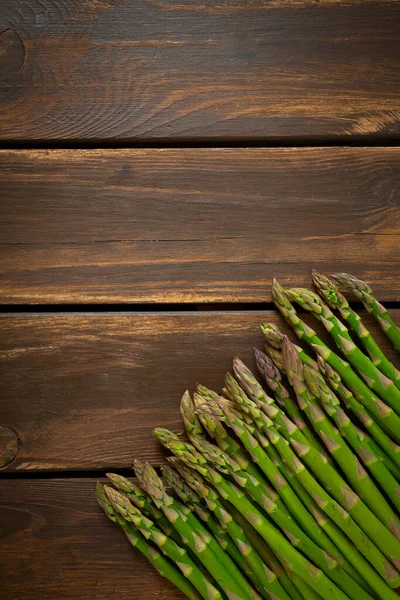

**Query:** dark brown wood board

left=0, top=310, right=399, bottom=473
left=1, top=1, right=400, bottom=142
left=0, top=477, right=186, bottom=599
left=1, top=147, right=399, bottom=304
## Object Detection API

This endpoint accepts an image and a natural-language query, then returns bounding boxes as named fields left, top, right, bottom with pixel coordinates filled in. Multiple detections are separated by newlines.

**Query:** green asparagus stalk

left=283, top=335, right=400, bottom=533
left=303, top=365, right=400, bottom=512
left=105, top=485, right=222, bottom=600
left=286, top=574, right=321, bottom=600
left=312, top=270, right=400, bottom=388
left=196, top=385, right=220, bottom=402
left=135, top=460, right=260, bottom=600
left=333, top=273, right=400, bottom=353
left=254, top=348, right=325, bottom=452
left=271, top=278, right=400, bottom=441
left=171, top=462, right=292, bottom=600
left=357, top=429, right=400, bottom=482
left=155, top=437, right=352, bottom=600
left=317, top=357, right=400, bottom=475
left=96, top=482, right=201, bottom=600
left=193, top=404, right=376, bottom=599
left=285, top=287, right=400, bottom=413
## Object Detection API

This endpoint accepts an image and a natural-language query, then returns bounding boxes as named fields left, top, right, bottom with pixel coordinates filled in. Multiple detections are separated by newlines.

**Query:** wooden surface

left=0, top=310, right=399, bottom=473
left=0, top=477, right=184, bottom=600
left=1, top=1, right=400, bottom=598
left=1, top=1, right=400, bottom=142
left=1, top=146, right=399, bottom=304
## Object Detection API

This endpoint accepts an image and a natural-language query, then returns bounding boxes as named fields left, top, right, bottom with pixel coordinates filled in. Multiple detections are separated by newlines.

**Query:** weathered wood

left=0, top=1, right=399, bottom=142
left=0, top=147, right=399, bottom=304
left=0, top=477, right=186, bottom=599
left=0, top=310, right=398, bottom=472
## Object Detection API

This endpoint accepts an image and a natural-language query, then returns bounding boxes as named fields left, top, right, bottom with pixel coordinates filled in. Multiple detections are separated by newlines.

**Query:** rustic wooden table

left=0, top=1, right=399, bottom=599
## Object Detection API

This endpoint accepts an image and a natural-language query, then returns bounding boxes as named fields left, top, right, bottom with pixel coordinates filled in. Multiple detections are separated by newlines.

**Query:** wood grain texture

left=0, top=0, right=399, bottom=141
left=0, top=477, right=185, bottom=599
left=1, top=147, right=399, bottom=304
left=0, top=310, right=399, bottom=472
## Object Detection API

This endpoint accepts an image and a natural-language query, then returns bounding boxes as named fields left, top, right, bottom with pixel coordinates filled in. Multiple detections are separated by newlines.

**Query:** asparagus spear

left=312, top=270, right=400, bottom=388
left=271, top=278, right=400, bottom=441
left=254, top=348, right=325, bottom=452
left=317, top=357, right=400, bottom=475
left=171, top=462, right=292, bottom=600
left=135, top=461, right=260, bottom=600
left=181, top=390, right=205, bottom=439
left=263, top=342, right=285, bottom=372
left=333, top=273, right=400, bottom=353
left=95, top=482, right=201, bottom=600
left=286, top=574, right=321, bottom=600
left=282, top=335, right=400, bottom=529
left=105, top=485, right=222, bottom=600
left=260, top=323, right=319, bottom=371
left=155, top=437, right=352, bottom=600
left=285, top=287, right=400, bottom=413
left=303, top=365, right=400, bottom=511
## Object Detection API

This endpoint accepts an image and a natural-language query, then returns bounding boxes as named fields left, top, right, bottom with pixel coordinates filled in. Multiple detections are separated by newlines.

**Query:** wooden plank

left=0, top=147, right=399, bottom=304
left=0, top=310, right=398, bottom=472
left=0, top=1, right=399, bottom=142
left=0, top=477, right=185, bottom=599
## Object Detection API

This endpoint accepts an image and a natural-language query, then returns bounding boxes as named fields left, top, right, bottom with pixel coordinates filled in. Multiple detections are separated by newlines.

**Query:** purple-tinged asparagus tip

left=282, top=335, right=303, bottom=382
left=133, top=459, right=145, bottom=482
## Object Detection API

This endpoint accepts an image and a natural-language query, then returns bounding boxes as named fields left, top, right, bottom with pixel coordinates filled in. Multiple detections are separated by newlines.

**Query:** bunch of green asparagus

left=97, top=271, right=400, bottom=600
